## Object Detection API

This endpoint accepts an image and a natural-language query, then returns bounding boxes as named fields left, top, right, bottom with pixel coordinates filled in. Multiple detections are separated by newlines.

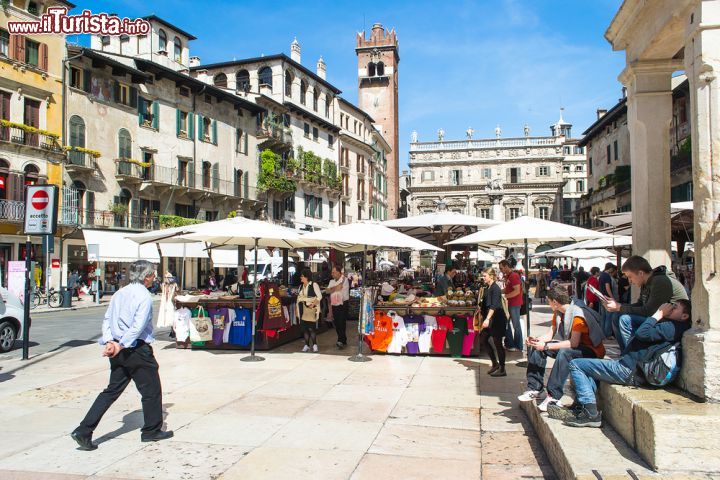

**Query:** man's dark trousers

left=76, top=341, right=163, bottom=436
left=332, top=301, right=348, bottom=345
left=526, top=346, right=597, bottom=399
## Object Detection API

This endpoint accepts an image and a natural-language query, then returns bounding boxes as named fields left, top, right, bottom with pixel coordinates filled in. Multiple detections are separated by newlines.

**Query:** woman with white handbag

left=296, top=268, right=322, bottom=352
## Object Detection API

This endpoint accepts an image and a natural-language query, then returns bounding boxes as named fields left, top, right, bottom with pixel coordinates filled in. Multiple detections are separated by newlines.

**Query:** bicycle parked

left=30, top=286, right=63, bottom=309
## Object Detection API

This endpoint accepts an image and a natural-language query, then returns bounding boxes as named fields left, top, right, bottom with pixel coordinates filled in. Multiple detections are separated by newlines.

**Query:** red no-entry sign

left=31, top=190, right=49, bottom=210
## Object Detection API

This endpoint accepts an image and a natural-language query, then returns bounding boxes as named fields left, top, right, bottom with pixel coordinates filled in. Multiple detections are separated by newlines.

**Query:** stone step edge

left=520, top=399, right=659, bottom=480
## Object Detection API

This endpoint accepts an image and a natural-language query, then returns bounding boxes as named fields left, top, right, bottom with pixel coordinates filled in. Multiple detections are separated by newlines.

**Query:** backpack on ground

left=639, top=342, right=682, bottom=387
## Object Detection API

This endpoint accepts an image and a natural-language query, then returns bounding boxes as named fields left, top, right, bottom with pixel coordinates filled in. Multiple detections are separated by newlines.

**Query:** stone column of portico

left=620, top=59, right=682, bottom=268
left=490, top=195, right=503, bottom=221
left=680, top=1, right=720, bottom=401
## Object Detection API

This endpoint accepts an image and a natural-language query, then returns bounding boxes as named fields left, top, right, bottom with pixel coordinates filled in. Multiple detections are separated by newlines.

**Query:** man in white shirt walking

left=71, top=260, right=172, bottom=451
left=326, top=264, right=350, bottom=349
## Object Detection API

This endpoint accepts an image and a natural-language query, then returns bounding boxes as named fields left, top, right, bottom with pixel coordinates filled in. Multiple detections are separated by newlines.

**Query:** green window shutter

left=152, top=101, right=159, bottom=130
left=188, top=161, right=195, bottom=188
left=243, top=129, right=248, bottom=153
left=137, top=97, right=144, bottom=125
left=129, top=87, right=138, bottom=108
left=212, top=119, right=218, bottom=145
left=176, top=109, right=181, bottom=136
left=83, top=69, right=92, bottom=93
left=197, top=114, right=204, bottom=139
left=212, top=163, right=220, bottom=190
left=188, top=113, right=194, bottom=139
left=243, top=172, right=249, bottom=198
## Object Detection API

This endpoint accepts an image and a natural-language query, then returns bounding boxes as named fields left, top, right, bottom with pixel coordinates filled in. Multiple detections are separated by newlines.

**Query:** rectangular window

left=325, top=100, right=330, bottom=118
left=538, top=207, right=549, bottom=220
left=329, top=201, right=334, bottom=221
left=178, top=111, right=188, bottom=137
left=0, top=29, right=8, bottom=57
left=421, top=171, right=434, bottom=182
left=613, top=140, right=618, bottom=161
left=479, top=208, right=490, bottom=219
left=69, top=66, right=82, bottom=89
left=606, top=144, right=611, bottom=164
left=575, top=165, right=583, bottom=172
left=328, top=134, right=334, bottom=148
left=509, top=208, right=520, bottom=220
left=312, top=127, right=318, bottom=141
left=539, top=166, right=549, bottom=176
left=577, top=180, right=585, bottom=192
left=304, top=123, right=310, bottom=138
left=563, top=165, right=570, bottom=173
left=236, top=128, right=244, bottom=153
left=117, top=84, right=130, bottom=106
left=178, top=159, right=189, bottom=185
left=508, top=167, right=520, bottom=184
left=25, top=39, right=39, bottom=66
left=175, top=203, right=196, bottom=219
left=284, top=194, right=295, bottom=212
left=450, top=169, right=461, bottom=186
left=482, top=168, right=492, bottom=179
left=588, top=157, right=593, bottom=175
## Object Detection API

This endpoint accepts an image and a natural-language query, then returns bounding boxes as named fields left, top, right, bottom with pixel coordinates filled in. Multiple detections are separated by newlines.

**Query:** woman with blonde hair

left=480, top=268, right=507, bottom=376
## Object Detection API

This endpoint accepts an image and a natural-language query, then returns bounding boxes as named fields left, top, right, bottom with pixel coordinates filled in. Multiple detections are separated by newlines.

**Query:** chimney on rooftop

left=596, top=108, right=608, bottom=120
left=189, top=56, right=201, bottom=67
left=291, top=38, right=301, bottom=63
left=317, top=57, right=326, bottom=80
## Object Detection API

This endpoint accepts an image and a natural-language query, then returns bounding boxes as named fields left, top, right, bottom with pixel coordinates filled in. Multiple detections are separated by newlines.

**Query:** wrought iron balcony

left=60, top=207, right=159, bottom=231
left=0, top=200, right=25, bottom=222
left=0, top=125, right=63, bottom=154
left=66, top=149, right=99, bottom=172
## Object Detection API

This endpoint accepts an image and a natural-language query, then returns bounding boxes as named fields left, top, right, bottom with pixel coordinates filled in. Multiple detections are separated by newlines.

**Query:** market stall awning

left=210, top=248, right=238, bottom=267
left=83, top=229, right=160, bottom=263
left=159, top=243, right=209, bottom=259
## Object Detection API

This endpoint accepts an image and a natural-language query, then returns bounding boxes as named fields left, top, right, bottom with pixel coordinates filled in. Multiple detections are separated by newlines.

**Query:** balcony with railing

left=0, top=199, right=25, bottom=223
left=132, top=163, right=249, bottom=199
left=60, top=207, right=159, bottom=231
left=66, top=148, right=100, bottom=173
left=257, top=120, right=293, bottom=151
left=0, top=124, right=64, bottom=154
left=115, top=159, right=147, bottom=183
left=289, top=168, right=342, bottom=196
left=340, top=214, right=353, bottom=225
left=340, top=185, right=353, bottom=201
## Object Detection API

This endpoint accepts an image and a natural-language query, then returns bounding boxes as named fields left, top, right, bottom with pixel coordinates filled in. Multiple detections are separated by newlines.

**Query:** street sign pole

left=22, top=185, right=59, bottom=361
left=22, top=236, right=31, bottom=360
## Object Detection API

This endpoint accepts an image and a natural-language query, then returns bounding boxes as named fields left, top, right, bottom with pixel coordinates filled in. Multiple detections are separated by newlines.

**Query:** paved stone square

left=0, top=308, right=557, bottom=480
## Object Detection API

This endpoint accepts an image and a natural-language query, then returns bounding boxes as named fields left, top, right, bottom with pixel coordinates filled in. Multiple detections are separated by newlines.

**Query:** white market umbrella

left=598, top=202, right=693, bottom=228
left=540, top=248, right=615, bottom=260
left=448, top=216, right=612, bottom=359
left=301, top=222, right=441, bottom=362
left=541, top=235, right=632, bottom=254
left=451, top=250, right=495, bottom=263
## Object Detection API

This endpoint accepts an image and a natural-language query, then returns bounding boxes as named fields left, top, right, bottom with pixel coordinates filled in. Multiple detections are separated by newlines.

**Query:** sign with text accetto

left=24, top=185, right=59, bottom=235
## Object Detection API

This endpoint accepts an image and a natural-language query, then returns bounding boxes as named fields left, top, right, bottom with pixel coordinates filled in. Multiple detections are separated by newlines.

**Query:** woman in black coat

left=480, top=268, right=507, bottom=376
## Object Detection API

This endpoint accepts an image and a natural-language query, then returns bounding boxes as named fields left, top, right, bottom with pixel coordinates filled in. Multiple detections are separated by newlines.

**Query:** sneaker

left=336, top=341, right=344, bottom=349
left=563, top=407, right=602, bottom=428
left=312, top=344, right=318, bottom=352
left=538, top=395, right=562, bottom=412
left=547, top=402, right=581, bottom=421
left=489, top=366, right=506, bottom=377
left=302, top=345, right=310, bottom=352
left=506, top=347, right=521, bottom=352
left=517, top=390, right=543, bottom=402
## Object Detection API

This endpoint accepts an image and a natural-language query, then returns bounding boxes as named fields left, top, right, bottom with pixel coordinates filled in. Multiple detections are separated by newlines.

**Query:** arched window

left=236, top=70, right=250, bottom=92
left=118, top=129, right=132, bottom=159
left=173, top=37, right=182, bottom=62
left=300, top=80, right=307, bottom=105
left=312, top=89, right=319, bottom=111
left=202, top=161, right=211, bottom=189
left=367, top=62, right=376, bottom=77
left=119, top=188, right=131, bottom=204
left=285, top=70, right=293, bottom=97
left=73, top=180, right=94, bottom=219
left=376, top=62, right=384, bottom=76
left=158, top=29, right=167, bottom=52
left=69, top=115, right=85, bottom=165
left=214, top=73, right=227, bottom=88
left=258, top=66, right=273, bottom=88
left=24, top=163, right=39, bottom=186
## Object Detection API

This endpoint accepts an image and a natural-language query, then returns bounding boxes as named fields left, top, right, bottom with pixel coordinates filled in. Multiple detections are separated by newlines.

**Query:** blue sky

left=73, top=0, right=625, bottom=171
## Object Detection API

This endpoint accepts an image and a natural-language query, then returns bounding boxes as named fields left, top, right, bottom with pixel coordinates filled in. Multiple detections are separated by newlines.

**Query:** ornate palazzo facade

left=408, top=118, right=586, bottom=223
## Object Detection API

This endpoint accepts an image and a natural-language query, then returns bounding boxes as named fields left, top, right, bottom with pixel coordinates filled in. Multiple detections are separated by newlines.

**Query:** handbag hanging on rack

left=189, top=306, right=213, bottom=342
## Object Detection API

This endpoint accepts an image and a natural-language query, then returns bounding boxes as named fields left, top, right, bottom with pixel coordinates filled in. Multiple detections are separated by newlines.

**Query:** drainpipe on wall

left=59, top=46, right=85, bottom=292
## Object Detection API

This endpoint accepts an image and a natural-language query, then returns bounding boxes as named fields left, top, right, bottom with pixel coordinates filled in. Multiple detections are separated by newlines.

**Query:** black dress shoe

left=141, top=430, right=174, bottom=442
left=71, top=430, right=97, bottom=451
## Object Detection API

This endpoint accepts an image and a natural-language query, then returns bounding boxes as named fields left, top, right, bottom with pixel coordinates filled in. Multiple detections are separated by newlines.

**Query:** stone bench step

left=520, top=399, right=659, bottom=479
left=598, top=383, right=720, bottom=474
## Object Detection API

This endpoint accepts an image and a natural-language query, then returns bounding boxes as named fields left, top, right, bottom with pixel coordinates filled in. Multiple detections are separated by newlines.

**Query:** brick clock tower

left=356, top=23, right=399, bottom=218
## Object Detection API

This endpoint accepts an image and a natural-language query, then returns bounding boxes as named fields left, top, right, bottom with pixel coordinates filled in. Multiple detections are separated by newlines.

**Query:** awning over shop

left=83, top=229, right=161, bottom=263
left=159, top=243, right=209, bottom=258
